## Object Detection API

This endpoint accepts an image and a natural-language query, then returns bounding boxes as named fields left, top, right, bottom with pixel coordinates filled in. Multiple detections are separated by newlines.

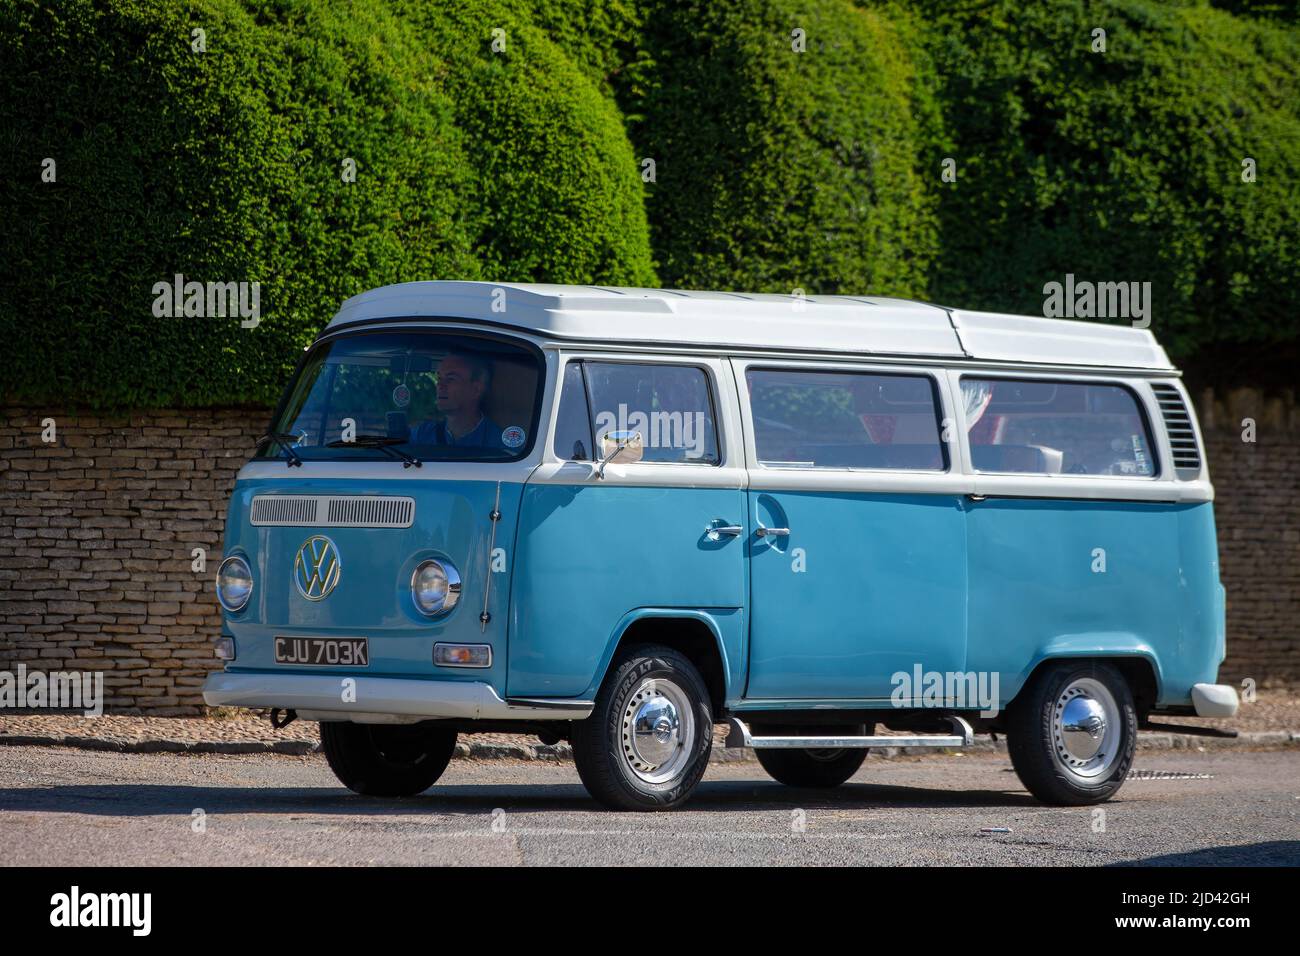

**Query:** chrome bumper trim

left=1191, top=682, right=1239, bottom=718
left=202, top=671, right=592, bottom=721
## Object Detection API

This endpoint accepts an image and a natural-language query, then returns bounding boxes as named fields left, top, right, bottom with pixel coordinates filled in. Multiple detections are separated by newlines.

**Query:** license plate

left=274, top=636, right=369, bottom=667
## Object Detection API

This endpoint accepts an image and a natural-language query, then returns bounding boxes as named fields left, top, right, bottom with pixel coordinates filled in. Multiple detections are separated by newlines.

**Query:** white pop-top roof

left=325, top=281, right=1174, bottom=371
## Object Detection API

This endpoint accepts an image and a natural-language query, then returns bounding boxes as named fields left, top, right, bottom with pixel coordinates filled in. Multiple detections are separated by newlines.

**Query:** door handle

left=755, top=525, right=790, bottom=538
left=705, top=521, right=744, bottom=541
left=966, top=494, right=987, bottom=502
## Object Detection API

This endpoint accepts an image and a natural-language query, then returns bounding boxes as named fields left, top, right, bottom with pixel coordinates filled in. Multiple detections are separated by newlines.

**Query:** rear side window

left=554, top=361, right=721, bottom=465
left=962, top=378, right=1155, bottom=477
left=746, top=368, right=946, bottom=471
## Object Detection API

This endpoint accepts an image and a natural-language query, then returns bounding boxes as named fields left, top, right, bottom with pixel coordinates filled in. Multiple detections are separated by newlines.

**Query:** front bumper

left=202, top=670, right=592, bottom=721
left=1191, top=682, right=1239, bottom=718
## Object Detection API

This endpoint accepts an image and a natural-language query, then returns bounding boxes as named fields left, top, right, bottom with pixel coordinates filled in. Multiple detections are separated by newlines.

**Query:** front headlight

left=216, top=555, right=253, bottom=612
left=412, top=559, right=461, bottom=617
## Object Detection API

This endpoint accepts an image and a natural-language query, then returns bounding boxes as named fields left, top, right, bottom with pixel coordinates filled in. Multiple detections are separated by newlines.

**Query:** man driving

left=411, top=351, right=504, bottom=449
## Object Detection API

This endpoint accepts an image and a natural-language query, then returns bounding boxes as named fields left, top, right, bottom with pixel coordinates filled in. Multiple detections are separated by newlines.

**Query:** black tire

left=1006, top=661, right=1136, bottom=806
left=571, top=644, right=713, bottom=811
left=754, top=724, right=873, bottom=788
left=320, top=721, right=458, bottom=797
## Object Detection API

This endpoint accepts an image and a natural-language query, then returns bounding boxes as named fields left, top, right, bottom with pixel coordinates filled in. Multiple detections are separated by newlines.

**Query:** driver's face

left=435, top=355, right=484, bottom=414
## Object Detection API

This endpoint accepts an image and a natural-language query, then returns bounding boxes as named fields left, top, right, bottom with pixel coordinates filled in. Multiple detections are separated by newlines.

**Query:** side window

left=746, top=368, right=946, bottom=471
left=553, top=361, right=594, bottom=461
left=583, top=362, right=720, bottom=465
left=961, top=378, right=1155, bottom=477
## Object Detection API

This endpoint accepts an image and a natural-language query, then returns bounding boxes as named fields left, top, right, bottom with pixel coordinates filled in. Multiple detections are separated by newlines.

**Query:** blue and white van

left=203, top=281, right=1238, bottom=810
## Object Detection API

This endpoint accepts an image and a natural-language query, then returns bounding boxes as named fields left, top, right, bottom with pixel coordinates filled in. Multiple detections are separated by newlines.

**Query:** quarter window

left=746, top=368, right=946, bottom=471
left=552, top=361, right=595, bottom=461
left=961, top=378, right=1155, bottom=477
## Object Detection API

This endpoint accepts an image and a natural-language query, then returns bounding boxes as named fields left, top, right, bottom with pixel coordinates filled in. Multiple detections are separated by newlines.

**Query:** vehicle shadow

left=1109, top=842, right=1300, bottom=866
left=0, top=778, right=1040, bottom=818
left=679, top=779, right=1041, bottom=811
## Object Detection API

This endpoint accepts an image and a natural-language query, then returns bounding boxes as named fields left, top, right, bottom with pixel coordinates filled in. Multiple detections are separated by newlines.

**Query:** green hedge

left=0, top=0, right=653, bottom=407
left=386, top=0, right=654, bottom=286
left=910, top=0, right=1300, bottom=360
left=625, top=0, right=940, bottom=298
left=1, top=0, right=1297, bottom=408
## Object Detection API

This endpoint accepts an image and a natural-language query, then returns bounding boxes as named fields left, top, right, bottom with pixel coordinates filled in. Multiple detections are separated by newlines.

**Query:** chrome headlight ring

left=216, top=554, right=254, bottom=612
left=411, top=559, right=461, bottom=617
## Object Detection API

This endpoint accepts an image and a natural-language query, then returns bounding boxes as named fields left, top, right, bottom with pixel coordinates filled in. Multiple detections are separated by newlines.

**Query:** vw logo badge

left=293, top=535, right=341, bottom=601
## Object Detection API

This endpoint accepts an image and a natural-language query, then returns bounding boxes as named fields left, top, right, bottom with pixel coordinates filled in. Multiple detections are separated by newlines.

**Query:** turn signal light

left=433, top=643, right=491, bottom=668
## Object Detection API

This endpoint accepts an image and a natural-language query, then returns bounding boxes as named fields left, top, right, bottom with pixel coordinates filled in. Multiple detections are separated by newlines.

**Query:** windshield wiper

left=326, top=435, right=422, bottom=468
left=260, top=432, right=303, bottom=467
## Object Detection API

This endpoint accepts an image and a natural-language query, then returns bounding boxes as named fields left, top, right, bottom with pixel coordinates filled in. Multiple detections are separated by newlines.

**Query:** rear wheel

left=754, top=723, right=873, bottom=788
left=571, top=644, right=713, bottom=811
left=1007, top=661, right=1136, bottom=805
left=320, top=721, right=458, bottom=797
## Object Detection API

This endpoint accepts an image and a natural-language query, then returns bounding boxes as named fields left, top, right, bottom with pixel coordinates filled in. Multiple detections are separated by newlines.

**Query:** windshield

left=260, top=330, right=543, bottom=462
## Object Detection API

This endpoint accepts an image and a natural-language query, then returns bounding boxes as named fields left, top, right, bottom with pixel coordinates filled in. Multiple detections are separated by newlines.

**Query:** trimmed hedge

left=1, top=0, right=1297, bottom=408
left=625, top=0, right=939, bottom=298
left=0, top=0, right=653, bottom=407
left=386, top=0, right=655, bottom=286
left=911, top=0, right=1300, bottom=361
left=517, top=0, right=649, bottom=97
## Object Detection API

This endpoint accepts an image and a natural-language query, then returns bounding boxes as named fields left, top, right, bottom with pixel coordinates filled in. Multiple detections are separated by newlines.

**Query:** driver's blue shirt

left=411, top=416, right=504, bottom=449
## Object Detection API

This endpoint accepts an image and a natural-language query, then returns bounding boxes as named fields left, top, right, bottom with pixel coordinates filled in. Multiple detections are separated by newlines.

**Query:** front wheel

left=320, top=721, right=458, bottom=797
left=571, top=645, right=713, bottom=811
left=1006, top=661, right=1136, bottom=805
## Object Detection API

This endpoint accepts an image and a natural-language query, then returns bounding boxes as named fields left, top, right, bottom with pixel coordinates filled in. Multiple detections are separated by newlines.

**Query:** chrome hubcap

left=622, top=678, right=695, bottom=784
left=1060, top=696, right=1107, bottom=760
left=1051, top=678, right=1120, bottom=780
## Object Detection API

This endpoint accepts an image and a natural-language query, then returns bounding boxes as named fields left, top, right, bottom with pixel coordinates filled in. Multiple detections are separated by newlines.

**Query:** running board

left=725, top=715, right=975, bottom=750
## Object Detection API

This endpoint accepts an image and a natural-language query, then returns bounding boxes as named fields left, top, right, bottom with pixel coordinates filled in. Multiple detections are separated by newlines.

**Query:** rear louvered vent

left=1150, top=384, right=1202, bottom=473
left=250, top=495, right=414, bottom=528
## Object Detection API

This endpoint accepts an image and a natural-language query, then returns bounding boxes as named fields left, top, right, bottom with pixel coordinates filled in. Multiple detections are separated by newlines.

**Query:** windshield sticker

left=502, top=425, right=526, bottom=449
left=391, top=383, right=411, bottom=408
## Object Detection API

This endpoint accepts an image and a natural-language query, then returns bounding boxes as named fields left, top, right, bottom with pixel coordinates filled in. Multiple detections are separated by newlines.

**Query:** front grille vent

left=250, top=495, right=415, bottom=528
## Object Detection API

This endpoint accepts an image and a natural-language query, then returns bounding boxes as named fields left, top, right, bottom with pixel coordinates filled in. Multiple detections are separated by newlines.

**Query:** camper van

left=203, top=281, right=1237, bottom=810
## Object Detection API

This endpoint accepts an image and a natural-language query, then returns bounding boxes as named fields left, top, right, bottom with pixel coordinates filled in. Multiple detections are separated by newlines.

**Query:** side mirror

left=596, top=429, right=644, bottom=477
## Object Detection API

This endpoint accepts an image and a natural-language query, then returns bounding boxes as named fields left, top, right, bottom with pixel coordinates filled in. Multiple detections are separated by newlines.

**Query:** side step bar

left=725, top=715, right=975, bottom=750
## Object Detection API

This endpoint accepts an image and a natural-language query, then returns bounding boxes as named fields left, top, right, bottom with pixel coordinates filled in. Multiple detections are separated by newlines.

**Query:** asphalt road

left=0, top=746, right=1296, bottom=866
